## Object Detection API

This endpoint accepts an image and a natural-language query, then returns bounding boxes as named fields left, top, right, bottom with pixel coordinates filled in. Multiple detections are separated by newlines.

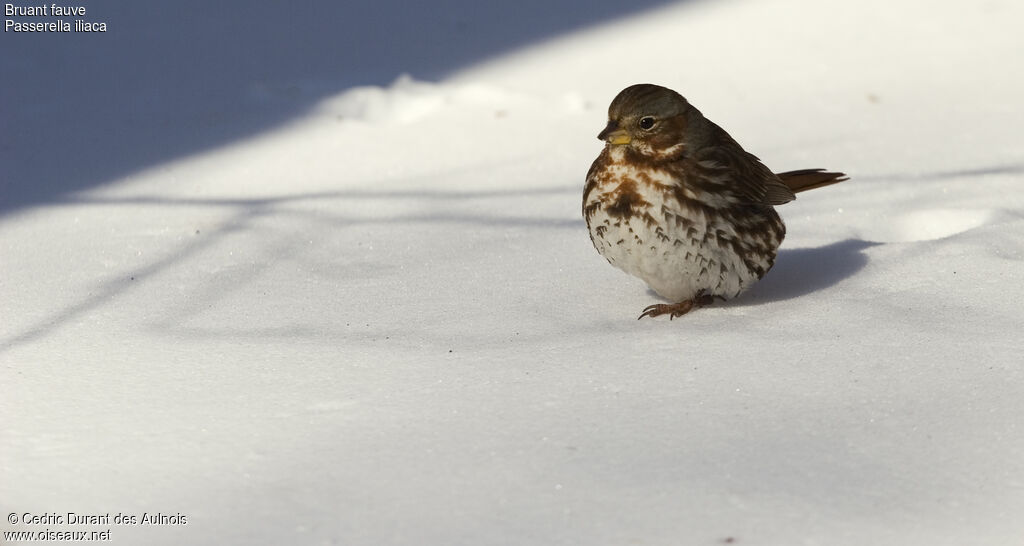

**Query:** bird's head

left=598, top=84, right=706, bottom=160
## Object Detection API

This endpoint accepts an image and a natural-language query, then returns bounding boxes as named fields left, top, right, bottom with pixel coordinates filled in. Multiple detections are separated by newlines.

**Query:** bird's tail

left=777, top=169, right=848, bottom=193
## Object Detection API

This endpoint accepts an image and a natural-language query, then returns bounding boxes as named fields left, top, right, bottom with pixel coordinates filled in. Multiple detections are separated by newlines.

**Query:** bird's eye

left=638, top=116, right=656, bottom=130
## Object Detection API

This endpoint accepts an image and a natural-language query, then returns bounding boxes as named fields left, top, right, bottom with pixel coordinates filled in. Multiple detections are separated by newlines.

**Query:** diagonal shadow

left=50, top=184, right=582, bottom=208
left=0, top=0, right=683, bottom=217
left=0, top=204, right=268, bottom=352
left=0, top=187, right=584, bottom=353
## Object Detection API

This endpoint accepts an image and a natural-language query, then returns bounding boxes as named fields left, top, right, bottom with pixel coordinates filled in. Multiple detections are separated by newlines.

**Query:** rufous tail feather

left=777, top=169, right=848, bottom=193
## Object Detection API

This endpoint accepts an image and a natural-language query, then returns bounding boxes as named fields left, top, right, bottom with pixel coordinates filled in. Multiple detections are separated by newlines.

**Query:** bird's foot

left=638, top=290, right=722, bottom=320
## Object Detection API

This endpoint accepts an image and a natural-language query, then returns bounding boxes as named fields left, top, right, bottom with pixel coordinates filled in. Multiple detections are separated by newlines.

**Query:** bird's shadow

left=737, top=238, right=879, bottom=305
left=645, top=238, right=878, bottom=307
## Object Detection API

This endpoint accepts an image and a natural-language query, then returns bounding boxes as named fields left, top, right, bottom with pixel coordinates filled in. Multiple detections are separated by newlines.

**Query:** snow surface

left=2, top=0, right=1023, bottom=544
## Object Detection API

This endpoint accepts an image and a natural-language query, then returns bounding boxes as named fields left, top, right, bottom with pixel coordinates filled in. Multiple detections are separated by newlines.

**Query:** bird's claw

left=637, top=290, right=719, bottom=320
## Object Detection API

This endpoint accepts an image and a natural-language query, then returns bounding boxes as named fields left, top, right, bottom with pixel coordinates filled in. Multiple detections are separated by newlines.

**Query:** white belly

left=588, top=199, right=767, bottom=302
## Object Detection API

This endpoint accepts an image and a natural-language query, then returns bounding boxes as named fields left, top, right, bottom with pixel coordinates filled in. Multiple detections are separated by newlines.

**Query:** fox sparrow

left=583, top=84, right=847, bottom=319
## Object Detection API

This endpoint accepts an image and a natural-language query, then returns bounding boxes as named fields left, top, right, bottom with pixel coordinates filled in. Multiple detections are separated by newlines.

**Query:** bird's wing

left=688, top=144, right=797, bottom=206
left=582, top=149, right=610, bottom=217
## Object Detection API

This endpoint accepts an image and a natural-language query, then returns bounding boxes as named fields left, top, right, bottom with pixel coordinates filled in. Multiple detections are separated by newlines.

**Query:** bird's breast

left=583, top=152, right=781, bottom=301
left=583, top=151, right=675, bottom=223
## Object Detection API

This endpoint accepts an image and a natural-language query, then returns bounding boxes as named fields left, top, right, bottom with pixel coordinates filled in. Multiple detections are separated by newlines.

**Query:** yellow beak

left=597, top=120, right=631, bottom=146
left=607, top=131, right=631, bottom=145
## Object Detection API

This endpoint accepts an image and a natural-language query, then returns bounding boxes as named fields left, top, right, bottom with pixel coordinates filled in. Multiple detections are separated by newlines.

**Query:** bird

left=583, top=84, right=847, bottom=319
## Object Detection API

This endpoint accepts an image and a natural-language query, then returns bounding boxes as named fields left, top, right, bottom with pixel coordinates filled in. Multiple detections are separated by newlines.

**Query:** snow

left=2, top=0, right=1023, bottom=544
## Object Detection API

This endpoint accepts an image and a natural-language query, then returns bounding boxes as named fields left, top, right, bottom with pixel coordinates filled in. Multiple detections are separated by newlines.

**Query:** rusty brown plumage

left=583, top=84, right=847, bottom=319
